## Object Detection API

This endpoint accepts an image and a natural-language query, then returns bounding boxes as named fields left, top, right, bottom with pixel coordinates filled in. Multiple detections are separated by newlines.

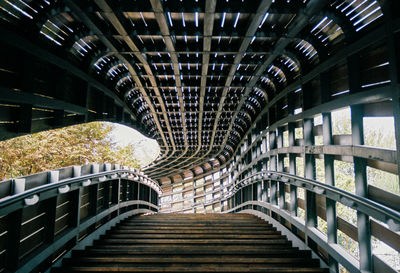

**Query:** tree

left=0, top=122, right=140, bottom=180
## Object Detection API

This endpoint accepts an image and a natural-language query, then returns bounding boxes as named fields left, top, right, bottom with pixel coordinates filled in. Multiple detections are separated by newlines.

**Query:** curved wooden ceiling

left=0, top=0, right=386, bottom=181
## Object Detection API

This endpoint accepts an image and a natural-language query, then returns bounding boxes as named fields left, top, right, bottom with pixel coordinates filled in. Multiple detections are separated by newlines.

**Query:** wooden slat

left=20, top=212, right=47, bottom=239
left=0, top=250, right=7, bottom=273
left=56, top=201, right=71, bottom=219
left=368, top=185, right=400, bottom=211
left=54, top=213, right=71, bottom=236
left=371, top=219, right=400, bottom=252
left=19, top=226, right=45, bottom=259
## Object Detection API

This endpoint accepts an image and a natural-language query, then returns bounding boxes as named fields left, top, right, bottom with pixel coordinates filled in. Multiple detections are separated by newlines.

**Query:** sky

left=109, top=123, right=160, bottom=167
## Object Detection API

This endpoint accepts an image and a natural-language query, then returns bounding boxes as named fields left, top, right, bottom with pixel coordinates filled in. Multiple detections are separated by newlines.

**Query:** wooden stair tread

left=65, top=256, right=319, bottom=264
left=64, top=263, right=321, bottom=269
left=139, top=214, right=255, bottom=217
left=97, top=238, right=290, bottom=244
left=90, top=242, right=291, bottom=251
left=115, top=226, right=276, bottom=231
left=72, top=251, right=314, bottom=258
left=57, top=266, right=328, bottom=272
left=82, top=246, right=304, bottom=255
left=77, top=248, right=311, bottom=256
left=111, top=229, right=279, bottom=234
left=121, top=223, right=271, bottom=227
left=104, top=234, right=284, bottom=239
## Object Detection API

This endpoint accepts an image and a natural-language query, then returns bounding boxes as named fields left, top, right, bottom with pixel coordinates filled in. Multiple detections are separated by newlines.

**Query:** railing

left=0, top=163, right=161, bottom=273
left=222, top=171, right=400, bottom=273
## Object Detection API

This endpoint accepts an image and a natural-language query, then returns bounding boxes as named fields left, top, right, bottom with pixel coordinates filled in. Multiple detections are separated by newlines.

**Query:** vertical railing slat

left=322, top=112, right=339, bottom=273
left=351, top=104, right=373, bottom=272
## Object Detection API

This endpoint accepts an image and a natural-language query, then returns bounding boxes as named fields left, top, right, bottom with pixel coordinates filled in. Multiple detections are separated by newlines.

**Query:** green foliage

left=0, top=122, right=140, bottom=180
left=332, top=108, right=351, bottom=135
left=283, top=131, right=289, bottom=147
left=363, top=117, right=396, bottom=150
left=296, top=157, right=304, bottom=177
left=315, top=158, right=325, bottom=183
left=367, top=167, right=399, bottom=194
left=334, top=160, right=355, bottom=193
left=295, top=127, right=303, bottom=139
left=363, top=117, right=399, bottom=194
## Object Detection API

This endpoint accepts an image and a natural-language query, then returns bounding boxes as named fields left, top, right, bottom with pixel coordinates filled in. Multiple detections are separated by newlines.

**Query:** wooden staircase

left=54, top=213, right=328, bottom=272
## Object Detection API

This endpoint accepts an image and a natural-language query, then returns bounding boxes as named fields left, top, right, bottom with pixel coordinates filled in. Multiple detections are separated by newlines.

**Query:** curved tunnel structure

left=1, top=0, right=400, bottom=272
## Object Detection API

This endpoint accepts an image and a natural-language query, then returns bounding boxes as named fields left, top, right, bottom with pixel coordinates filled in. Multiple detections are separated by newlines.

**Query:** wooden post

left=269, top=130, right=278, bottom=206
left=352, top=104, right=372, bottom=272
left=5, top=178, right=26, bottom=270
left=303, top=117, right=317, bottom=250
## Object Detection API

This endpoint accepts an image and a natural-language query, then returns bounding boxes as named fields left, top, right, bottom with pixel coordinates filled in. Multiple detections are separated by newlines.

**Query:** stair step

left=103, top=234, right=284, bottom=239
left=64, top=256, right=319, bottom=265
left=139, top=214, right=255, bottom=217
left=121, top=222, right=271, bottom=227
left=116, top=226, right=276, bottom=231
left=96, top=238, right=290, bottom=245
left=125, top=218, right=264, bottom=221
left=111, top=229, right=279, bottom=234
left=55, top=265, right=328, bottom=272
left=64, top=263, right=321, bottom=269
left=87, top=245, right=295, bottom=253
left=130, top=218, right=262, bottom=222
left=72, top=250, right=313, bottom=258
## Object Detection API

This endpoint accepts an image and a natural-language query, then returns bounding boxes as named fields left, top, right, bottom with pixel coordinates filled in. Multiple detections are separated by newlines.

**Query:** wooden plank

left=337, top=218, right=358, bottom=241
left=0, top=250, right=7, bottom=273
left=363, top=101, right=393, bottom=117
left=54, top=213, right=71, bottom=236
left=20, top=212, right=47, bottom=239
left=56, top=200, right=71, bottom=219
left=18, top=226, right=45, bottom=259
left=371, top=219, right=400, bottom=252
left=368, top=184, right=400, bottom=211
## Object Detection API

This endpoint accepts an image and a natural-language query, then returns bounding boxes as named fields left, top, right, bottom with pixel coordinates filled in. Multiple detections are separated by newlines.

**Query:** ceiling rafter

left=158, top=0, right=331, bottom=178
left=152, top=0, right=274, bottom=177
left=64, top=0, right=171, bottom=158
left=92, top=0, right=180, bottom=166
left=193, top=0, right=217, bottom=166
left=149, top=91, right=265, bottom=179
left=146, top=0, right=218, bottom=178
left=215, top=0, right=330, bottom=160
left=147, top=0, right=190, bottom=172
left=0, top=26, right=134, bottom=120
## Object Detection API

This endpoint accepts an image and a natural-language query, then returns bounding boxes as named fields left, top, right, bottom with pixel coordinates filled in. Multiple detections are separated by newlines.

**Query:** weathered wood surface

left=54, top=213, right=328, bottom=272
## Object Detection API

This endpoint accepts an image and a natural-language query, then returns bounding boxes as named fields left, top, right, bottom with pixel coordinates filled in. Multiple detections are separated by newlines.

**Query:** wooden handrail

left=222, top=171, right=400, bottom=273
left=0, top=164, right=161, bottom=273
